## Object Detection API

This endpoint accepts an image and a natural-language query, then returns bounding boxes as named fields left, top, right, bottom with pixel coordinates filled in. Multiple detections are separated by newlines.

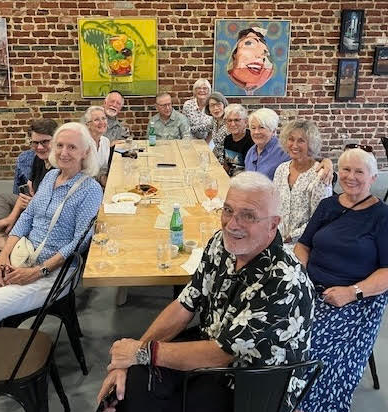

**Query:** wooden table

left=83, top=140, right=230, bottom=287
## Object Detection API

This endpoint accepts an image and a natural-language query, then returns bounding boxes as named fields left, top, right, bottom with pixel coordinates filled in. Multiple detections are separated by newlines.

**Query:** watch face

left=136, top=348, right=149, bottom=365
left=356, top=291, right=363, bottom=300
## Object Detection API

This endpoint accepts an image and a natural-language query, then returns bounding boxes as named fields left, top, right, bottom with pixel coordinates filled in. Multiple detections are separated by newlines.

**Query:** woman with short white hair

left=223, top=103, right=254, bottom=176
left=182, top=78, right=213, bottom=139
left=273, top=119, right=332, bottom=245
left=295, top=147, right=388, bottom=412
left=0, top=122, right=103, bottom=321
left=83, top=105, right=111, bottom=186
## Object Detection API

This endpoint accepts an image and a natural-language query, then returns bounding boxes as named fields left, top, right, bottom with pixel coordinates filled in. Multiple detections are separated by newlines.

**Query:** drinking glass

left=200, top=222, right=216, bottom=248
left=204, top=176, right=218, bottom=206
left=139, top=169, right=152, bottom=195
left=92, top=222, right=109, bottom=270
left=199, top=151, right=210, bottom=172
left=156, top=240, right=172, bottom=269
left=182, top=132, right=191, bottom=148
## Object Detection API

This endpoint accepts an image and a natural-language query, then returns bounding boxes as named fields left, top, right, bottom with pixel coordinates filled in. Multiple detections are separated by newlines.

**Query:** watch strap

left=353, top=284, right=363, bottom=300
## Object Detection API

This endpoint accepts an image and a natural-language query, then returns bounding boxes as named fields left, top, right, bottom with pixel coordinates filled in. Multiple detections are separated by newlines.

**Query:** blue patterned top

left=10, top=169, right=103, bottom=264
left=244, top=136, right=290, bottom=180
left=13, top=150, right=35, bottom=194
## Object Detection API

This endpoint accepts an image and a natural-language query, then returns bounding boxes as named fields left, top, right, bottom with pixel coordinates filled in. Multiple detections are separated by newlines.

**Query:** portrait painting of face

left=213, top=20, right=291, bottom=98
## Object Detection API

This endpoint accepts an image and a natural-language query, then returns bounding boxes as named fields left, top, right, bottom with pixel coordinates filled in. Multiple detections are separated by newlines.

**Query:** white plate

left=112, top=192, right=142, bottom=204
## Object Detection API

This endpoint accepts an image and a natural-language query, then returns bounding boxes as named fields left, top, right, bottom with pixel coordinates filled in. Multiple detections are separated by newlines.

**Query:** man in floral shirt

left=97, top=172, right=314, bottom=412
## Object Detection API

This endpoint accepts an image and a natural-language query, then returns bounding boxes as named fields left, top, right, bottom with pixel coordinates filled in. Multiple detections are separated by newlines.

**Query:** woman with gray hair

left=223, top=103, right=254, bottom=176
left=204, top=91, right=229, bottom=164
left=273, top=119, right=332, bottom=245
left=182, top=78, right=213, bottom=139
left=295, top=148, right=388, bottom=412
left=83, top=105, right=110, bottom=186
left=0, top=122, right=102, bottom=320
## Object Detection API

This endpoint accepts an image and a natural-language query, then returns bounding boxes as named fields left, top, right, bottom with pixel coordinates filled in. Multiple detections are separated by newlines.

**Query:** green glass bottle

left=170, top=203, right=183, bottom=251
left=148, top=121, right=156, bottom=146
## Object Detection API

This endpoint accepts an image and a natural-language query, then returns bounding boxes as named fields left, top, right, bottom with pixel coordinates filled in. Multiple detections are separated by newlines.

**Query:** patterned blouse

left=182, top=98, right=213, bottom=140
left=178, top=230, right=314, bottom=369
left=210, top=119, right=228, bottom=164
left=273, top=161, right=332, bottom=243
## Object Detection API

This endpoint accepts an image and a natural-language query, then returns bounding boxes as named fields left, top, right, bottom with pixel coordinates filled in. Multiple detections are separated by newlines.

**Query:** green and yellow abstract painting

left=78, top=18, right=157, bottom=98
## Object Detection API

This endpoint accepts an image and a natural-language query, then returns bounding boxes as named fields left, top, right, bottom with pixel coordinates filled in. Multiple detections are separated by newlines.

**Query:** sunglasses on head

left=344, top=143, right=374, bottom=153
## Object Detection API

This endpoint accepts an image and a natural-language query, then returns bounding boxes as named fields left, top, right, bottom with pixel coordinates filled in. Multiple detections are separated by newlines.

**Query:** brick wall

left=0, top=0, right=387, bottom=178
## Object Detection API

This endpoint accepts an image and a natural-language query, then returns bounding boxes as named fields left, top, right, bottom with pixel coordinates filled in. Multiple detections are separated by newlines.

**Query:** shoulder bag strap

left=32, top=175, right=89, bottom=261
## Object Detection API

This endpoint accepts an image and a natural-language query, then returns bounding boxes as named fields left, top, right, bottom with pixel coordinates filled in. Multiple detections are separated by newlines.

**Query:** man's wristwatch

left=136, top=342, right=150, bottom=365
left=353, top=284, right=363, bottom=300
left=40, top=266, right=50, bottom=278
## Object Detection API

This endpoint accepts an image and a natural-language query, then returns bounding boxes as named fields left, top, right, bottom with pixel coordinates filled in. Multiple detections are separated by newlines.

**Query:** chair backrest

left=8, top=252, right=83, bottom=382
left=183, top=360, right=323, bottom=412
left=381, top=136, right=388, bottom=158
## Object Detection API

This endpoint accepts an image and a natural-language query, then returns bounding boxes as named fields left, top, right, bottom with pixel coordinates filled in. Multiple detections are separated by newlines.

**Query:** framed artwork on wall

left=78, top=18, right=158, bottom=98
left=372, top=46, right=388, bottom=75
left=339, top=10, right=364, bottom=53
left=213, top=19, right=291, bottom=97
left=335, top=58, right=359, bottom=101
left=0, top=18, right=11, bottom=95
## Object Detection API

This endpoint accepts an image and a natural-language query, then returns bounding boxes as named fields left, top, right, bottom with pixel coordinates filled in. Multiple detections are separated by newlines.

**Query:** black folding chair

left=182, top=359, right=323, bottom=412
left=381, top=136, right=388, bottom=202
left=0, top=252, right=83, bottom=412
left=1, top=216, right=96, bottom=376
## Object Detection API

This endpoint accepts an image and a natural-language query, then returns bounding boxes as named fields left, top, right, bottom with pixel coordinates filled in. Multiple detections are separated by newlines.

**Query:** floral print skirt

left=300, top=292, right=388, bottom=412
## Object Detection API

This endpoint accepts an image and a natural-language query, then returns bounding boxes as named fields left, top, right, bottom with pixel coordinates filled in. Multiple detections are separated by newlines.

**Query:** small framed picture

left=335, top=58, right=359, bottom=101
left=339, top=10, right=364, bottom=54
left=372, top=46, right=388, bottom=75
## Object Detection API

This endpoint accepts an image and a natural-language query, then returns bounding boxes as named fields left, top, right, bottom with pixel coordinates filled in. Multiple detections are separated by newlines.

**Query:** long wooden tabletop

left=83, top=140, right=230, bottom=287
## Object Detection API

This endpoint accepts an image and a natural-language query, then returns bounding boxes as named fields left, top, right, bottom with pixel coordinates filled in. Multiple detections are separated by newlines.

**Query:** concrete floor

left=0, top=172, right=388, bottom=411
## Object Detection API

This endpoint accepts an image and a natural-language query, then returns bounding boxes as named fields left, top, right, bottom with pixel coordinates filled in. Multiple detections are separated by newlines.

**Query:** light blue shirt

left=11, top=169, right=103, bottom=264
left=244, top=136, right=290, bottom=180
left=147, top=109, right=190, bottom=139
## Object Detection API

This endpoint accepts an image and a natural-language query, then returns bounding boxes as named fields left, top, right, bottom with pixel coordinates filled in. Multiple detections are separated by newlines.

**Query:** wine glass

left=204, top=176, right=218, bottom=209
left=139, top=169, right=152, bottom=204
left=92, top=222, right=109, bottom=270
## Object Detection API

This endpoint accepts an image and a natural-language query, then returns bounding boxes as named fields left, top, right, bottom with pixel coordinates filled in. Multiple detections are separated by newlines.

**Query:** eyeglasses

left=218, top=206, right=273, bottom=225
left=226, top=118, right=243, bottom=124
left=209, top=102, right=223, bottom=109
left=156, top=103, right=172, bottom=108
left=196, top=87, right=209, bottom=91
left=30, top=139, right=51, bottom=147
left=88, top=117, right=107, bottom=124
left=344, top=143, right=374, bottom=153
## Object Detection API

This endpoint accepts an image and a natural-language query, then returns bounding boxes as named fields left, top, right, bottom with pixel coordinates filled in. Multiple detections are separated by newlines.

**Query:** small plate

left=112, top=192, right=142, bottom=204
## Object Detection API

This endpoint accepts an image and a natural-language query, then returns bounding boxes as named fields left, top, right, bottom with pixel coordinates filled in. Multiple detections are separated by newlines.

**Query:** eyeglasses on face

left=226, top=118, right=243, bottom=124
left=344, top=143, right=374, bottom=153
left=218, top=205, right=272, bottom=225
left=209, top=102, right=223, bottom=109
left=88, top=117, right=107, bottom=124
left=156, top=102, right=172, bottom=108
left=30, top=139, right=51, bottom=147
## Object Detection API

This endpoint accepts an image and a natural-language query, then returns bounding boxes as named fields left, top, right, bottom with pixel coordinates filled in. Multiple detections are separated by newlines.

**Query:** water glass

left=199, top=151, right=210, bottom=172
left=182, top=133, right=191, bottom=148
left=200, top=222, right=216, bottom=248
left=156, top=241, right=172, bottom=269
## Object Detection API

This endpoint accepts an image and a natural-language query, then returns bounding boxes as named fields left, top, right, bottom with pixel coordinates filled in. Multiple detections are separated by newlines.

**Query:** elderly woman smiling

left=273, top=119, right=332, bottom=245
left=295, top=148, right=388, bottom=412
left=0, top=122, right=103, bottom=321
left=245, top=108, right=333, bottom=182
left=182, top=78, right=213, bottom=140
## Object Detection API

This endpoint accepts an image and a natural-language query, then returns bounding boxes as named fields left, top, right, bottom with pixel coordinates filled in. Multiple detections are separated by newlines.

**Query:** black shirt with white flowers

left=178, top=230, right=314, bottom=369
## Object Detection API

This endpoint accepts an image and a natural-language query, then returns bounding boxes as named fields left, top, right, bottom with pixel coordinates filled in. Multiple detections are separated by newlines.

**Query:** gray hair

left=156, top=92, right=171, bottom=102
left=82, top=106, right=105, bottom=124
left=248, top=108, right=279, bottom=132
left=204, top=92, right=229, bottom=116
left=224, top=103, right=248, bottom=120
left=230, top=171, right=280, bottom=215
left=192, top=78, right=211, bottom=95
left=48, top=122, right=100, bottom=177
left=338, top=148, right=378, bottom=177
left=279, top=119, right=322, bottom=158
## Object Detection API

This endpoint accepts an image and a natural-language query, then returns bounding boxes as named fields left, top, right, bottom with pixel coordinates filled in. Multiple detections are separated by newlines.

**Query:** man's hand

left=107, top=338, right=142, bottom=372
left=97, top=369, right=128, bottom=411
left=315, top=158, right=333, bottom=185
left=322, top=286, right=355, bottom=307
left=18, top=193, right=32, bottom=209
left=3, top=266, right=40, bottom=286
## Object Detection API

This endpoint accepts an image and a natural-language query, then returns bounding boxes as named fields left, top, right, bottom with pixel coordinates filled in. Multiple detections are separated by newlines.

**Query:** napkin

left=104, top=202, right=137, bottom=215
left=157, top=204, right=190, bottom=217
left=154, top=214, right=170, bottom=229
left=201, top=197, right=223, bottom=212
left=180, top=247, right=204, bottom=275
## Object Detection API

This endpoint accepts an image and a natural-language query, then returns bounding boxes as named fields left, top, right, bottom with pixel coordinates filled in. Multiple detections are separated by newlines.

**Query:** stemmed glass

left=92, top=222, right=110, bottom=270
left=204, top=176, right=218, bottom=210
left=139, top=169, right=152, bottom=204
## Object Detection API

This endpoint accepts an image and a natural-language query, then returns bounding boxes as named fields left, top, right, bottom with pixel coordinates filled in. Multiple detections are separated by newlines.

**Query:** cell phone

left=19, top=184, right=30, bottom=195
left=96, top=386, right=118, bottom=412
left=156, top=163, right=176, bottom=168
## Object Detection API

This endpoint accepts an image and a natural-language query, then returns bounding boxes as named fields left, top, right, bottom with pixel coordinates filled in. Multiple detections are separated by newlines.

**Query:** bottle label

left=149, top=135, right=156, bottom=146
left=170, top=230, right=183, bottom=248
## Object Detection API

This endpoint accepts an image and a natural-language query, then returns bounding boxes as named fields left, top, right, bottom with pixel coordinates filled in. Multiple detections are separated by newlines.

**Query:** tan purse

left=9, top=175, right=88, bottom=268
